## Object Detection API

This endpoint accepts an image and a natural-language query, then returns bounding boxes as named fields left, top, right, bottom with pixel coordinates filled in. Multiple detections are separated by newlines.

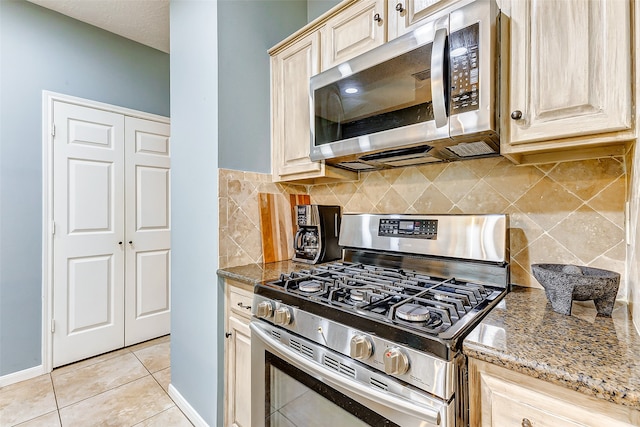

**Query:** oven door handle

left=250, top=322, right=443, bottom=426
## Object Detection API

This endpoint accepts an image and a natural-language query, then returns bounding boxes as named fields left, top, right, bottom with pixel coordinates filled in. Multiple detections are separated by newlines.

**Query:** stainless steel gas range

left=251, top=214, right=510, bottom=427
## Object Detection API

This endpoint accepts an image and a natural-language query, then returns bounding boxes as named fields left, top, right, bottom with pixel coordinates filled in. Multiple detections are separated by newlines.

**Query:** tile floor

left=0, top=335, right=193, bottom=427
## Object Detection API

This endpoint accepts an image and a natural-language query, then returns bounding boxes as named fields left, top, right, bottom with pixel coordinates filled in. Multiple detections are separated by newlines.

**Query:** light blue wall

left=0, top=0, right=169, bottom=376
left=307, top=0, right=342, bottom=22
left=169, top=1, right=221, bottom=425
left=217, top=0, right=307, bottom=173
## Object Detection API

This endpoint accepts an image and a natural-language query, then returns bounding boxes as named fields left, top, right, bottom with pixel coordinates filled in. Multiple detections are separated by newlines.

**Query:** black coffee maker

left=292, top=205, right=342, bottom=264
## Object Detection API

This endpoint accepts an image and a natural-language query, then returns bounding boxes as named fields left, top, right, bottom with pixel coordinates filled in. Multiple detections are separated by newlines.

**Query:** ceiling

left=27, top=0, right=170, bottom=53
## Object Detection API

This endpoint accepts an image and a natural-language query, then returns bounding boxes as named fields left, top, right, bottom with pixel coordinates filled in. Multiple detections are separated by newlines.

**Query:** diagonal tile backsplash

left=219, top=169, right=306, bottom=268
left=219, top=155, right=627, bottom=298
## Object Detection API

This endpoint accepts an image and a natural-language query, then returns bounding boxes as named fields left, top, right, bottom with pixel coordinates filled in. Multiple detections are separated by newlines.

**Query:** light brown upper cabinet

left=501, top=0, right=633, bottom=164
left=322, top=0, right=461, bottom=70
left=388, top=0, right=461, bottom=39
left=321, top=0, right=386, bottom=71
left=270, top=30, right=357, bottom=183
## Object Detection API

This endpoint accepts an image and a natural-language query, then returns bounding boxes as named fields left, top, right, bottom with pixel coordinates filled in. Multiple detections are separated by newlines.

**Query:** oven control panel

left=378, top=219, right=438, bottom=239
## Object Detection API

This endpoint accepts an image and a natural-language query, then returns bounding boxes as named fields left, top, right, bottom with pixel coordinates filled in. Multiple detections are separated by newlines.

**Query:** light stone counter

left=217, top=260, right=313, bottom=286
left=463, top=286, right=640, bottom=411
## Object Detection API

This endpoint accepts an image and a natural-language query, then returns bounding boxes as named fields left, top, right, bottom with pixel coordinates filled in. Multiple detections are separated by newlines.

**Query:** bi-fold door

left=52, top=100, right=170, bottom=368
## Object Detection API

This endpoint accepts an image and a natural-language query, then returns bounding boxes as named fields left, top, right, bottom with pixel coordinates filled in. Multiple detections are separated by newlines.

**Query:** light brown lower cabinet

left=224, top=280, right=253, bottom=427
left=468, top=358, right=640, bottom=427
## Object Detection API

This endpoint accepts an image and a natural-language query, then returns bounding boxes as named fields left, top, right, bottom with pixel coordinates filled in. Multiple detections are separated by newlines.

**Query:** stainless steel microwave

left=309, top=0, right=500, bottom=171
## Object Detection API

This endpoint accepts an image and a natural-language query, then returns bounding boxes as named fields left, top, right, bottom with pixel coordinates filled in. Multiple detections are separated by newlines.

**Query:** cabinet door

left=227, top=316, right=252, bottom=427
left=271, top=31, right=323, bottom=181
left=225, top=283, right=253, bottom=427
left=388, top=0, right=458, bottom=39
left=507, top=0, right=631, bottom=145
left=469, top=359, right=639, bottom=427
left=321, top=0, right=386, bottom=70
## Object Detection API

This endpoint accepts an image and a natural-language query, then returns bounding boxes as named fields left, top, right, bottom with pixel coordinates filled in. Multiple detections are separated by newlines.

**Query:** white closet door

left=124, top=117, right=171, bottom=346
left=52, top=101, right=125, bottom=367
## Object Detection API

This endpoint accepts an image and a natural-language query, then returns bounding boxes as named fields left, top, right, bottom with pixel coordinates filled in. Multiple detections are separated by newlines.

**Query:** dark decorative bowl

left=531, top=263, right=620, bottom=316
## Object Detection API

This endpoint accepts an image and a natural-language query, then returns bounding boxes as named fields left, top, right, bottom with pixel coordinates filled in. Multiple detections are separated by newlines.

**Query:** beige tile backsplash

left=219, top=156, right=628, bottom=297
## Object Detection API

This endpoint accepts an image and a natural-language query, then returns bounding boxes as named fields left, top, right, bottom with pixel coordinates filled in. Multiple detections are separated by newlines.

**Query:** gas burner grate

left=268, top=261, right=498, bottom=335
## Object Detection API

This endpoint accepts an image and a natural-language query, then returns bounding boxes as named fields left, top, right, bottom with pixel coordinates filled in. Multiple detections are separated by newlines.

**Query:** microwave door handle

left=431, top=27, right=448, bottom=128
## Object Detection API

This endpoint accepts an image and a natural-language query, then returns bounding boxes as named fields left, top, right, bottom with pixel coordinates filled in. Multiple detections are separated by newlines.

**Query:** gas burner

left=350, top=289, right=365, bottom=301
left=396, top=303, right=431, bottom=322
left=299, top=280, right=323, bottom=293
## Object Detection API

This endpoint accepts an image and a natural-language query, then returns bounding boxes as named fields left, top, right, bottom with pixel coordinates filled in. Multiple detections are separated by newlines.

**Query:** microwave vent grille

left=446, top=141, right=496, bottom=158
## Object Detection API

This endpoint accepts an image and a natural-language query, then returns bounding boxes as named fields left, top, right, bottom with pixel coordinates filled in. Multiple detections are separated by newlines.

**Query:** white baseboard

left=0, top=365, right=46, bottom=388
left=168, top=383, right=209, bottom=427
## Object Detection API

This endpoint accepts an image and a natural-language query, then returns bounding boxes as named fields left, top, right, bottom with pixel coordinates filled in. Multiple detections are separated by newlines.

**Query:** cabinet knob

left=225, top=332, right=232, bottom=338
left=118, top=241, right=123, bottom=245
left=395, top=3, right=404, bottom=12
left=373, top=13, right=382, bottom=22
left=237, top=302, right=252, bottom=310
left=511, top=110, right=523, bottom=120
left=522, top=418, right=532, bottom=427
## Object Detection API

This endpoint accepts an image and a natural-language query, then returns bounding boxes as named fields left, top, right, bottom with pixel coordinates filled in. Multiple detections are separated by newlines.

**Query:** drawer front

left=474, top=361, right=637, bottom=427
left=490, top=391, right=584, bottom=427
left=229, top=287, right=253, bottom=319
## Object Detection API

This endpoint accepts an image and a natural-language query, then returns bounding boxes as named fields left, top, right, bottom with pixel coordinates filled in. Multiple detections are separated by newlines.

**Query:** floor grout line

left=56, top=369, right=153, bottom=411
left=5, top=337, right=172, bottom=427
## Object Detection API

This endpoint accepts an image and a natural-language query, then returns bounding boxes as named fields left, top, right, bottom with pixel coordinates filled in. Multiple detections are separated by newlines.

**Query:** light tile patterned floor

left=0, top=336, right=192, bottom=427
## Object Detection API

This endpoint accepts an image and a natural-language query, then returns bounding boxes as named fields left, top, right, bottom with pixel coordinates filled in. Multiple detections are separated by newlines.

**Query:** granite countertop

left=463, top=286, right=640, bottom=411
left=217, top=260, right=311, bottom=285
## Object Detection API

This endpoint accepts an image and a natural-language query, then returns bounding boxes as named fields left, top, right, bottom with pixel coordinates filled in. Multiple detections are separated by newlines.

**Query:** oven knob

left=383, top=347, right=409, bottom=375
left=273, top=307, right=292, bottom=325
left=256, top=301, right=274, bottom=318
left=350, top=335, right=373, bottom=360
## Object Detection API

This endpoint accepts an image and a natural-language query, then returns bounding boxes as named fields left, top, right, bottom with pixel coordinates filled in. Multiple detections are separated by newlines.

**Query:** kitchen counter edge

left=463, top=286, right=640, bottom=411
left=217, top=260, right=314, bottom=287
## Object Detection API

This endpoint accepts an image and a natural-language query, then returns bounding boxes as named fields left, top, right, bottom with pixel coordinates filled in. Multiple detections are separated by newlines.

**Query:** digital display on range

left=378, top=219, right=438, bottom=239
left=398, top=221, right=414, bottom=231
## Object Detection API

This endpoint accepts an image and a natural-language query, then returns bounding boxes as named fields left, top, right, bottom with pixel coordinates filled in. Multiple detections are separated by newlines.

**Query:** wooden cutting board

left=258, top=193, right=310, bottom=263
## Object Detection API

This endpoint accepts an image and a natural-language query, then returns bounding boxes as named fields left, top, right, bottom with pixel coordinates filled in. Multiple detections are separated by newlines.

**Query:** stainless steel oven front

left=250, top=319, right=455, bottom=427
left=249, top=213, right=509, bottom=427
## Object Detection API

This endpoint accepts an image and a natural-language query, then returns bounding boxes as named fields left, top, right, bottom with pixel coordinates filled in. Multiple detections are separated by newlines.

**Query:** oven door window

left=265, top=352, right=399, bottom=427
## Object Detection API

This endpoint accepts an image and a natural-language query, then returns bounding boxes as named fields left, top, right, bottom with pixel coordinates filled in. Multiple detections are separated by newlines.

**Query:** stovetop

left=256, top=264, right=506, bottom=360
left=271, top=262, right=496, bottom=336
left=254, top=213, right=510, bottom=360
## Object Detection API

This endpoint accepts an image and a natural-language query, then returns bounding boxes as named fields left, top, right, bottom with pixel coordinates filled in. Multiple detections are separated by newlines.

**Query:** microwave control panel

left=378, top=219, right=438, bottom=239
left=450, top=22, right=480, bottom=115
